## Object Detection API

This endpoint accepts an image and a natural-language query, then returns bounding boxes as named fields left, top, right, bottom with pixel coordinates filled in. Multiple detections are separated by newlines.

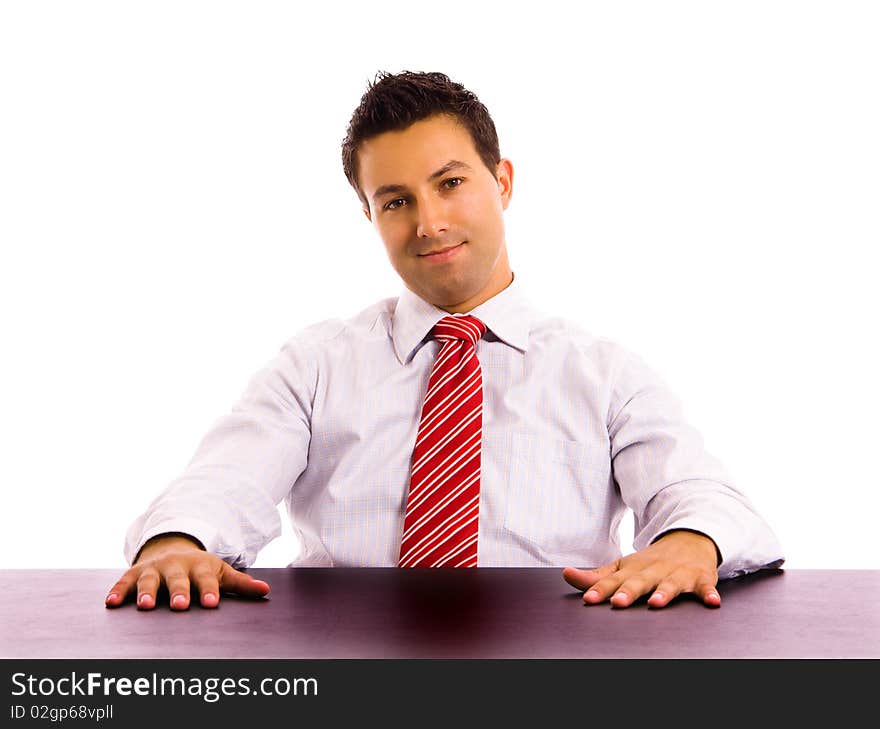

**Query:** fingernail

left=612, top=592, right=628, bottom=602
left=171, top=595, right=186, bottom=609
left=105, top=593, right=117, bottom=603
left=138, top=594, right=151, bottom=607
left=585, top=590, right=600, bottom=601
left=651, top=592, right=665, bottom=602
left=203, top=593, right=217, bottom=606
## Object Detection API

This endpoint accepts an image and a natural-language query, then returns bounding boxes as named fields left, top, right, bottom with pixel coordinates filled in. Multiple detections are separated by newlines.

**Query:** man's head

left=341, top=71, right=514, bottom=313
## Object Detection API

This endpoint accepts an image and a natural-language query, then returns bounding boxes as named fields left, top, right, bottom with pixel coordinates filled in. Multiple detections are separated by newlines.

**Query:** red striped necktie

left=398, top=315, right=487, bottom=568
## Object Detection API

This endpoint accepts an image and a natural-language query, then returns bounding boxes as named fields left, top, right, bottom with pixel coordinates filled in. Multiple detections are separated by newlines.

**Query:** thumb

left=219, top=563, right=271, bottom=598
left=562, top=560, right=620, bottom=590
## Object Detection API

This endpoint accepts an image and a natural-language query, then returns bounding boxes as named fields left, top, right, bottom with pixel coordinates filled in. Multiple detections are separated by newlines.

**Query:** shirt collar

left=391, top=274, right=535, bottom=364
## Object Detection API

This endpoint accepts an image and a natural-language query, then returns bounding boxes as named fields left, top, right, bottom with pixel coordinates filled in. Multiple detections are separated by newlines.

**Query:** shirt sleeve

left=123, top=336, right=316, bottom=568
left=607, top=348, right=785, bottom=579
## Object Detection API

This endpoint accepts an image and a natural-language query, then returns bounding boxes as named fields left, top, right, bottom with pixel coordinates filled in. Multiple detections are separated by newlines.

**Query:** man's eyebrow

left=428, top=159, right=474, bottom=181
left=371, top=160, right=475, bottom=204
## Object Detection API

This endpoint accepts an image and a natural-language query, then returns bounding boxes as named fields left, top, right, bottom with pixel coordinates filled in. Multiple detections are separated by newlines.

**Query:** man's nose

left=415, top=196, right=449, bottom=239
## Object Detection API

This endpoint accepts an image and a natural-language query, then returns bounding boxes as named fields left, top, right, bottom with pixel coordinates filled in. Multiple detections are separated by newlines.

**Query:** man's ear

left=363, top=206, right=372, bottom=223
left=496, top=158, right=514, bottom=210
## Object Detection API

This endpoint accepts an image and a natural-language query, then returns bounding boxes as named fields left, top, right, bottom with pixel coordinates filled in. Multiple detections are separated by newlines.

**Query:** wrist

left=134, top=532, right=205, bottom=564
left=656, top=529, right=721, bottom=567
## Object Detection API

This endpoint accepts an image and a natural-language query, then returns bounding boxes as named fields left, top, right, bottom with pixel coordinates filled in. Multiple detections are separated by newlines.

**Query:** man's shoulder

left=525, top=312, right=655, bottom=393
left=527, top=310, right=624, bottom=357
left=285, top=297, right=398, bottom=347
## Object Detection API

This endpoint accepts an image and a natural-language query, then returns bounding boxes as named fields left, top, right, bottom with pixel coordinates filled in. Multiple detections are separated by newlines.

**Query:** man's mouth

left=418, top=241, right=466, bottom=261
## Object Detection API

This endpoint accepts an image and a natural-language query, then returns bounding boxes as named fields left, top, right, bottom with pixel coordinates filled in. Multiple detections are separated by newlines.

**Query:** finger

left=588, top=556, right=674, bottom=606
left=190, top=564, right=222, bottom=609
left=647, top=576, right=686, bottom=608
left=105, top=571, right=139, bottom=608
left=562, top=560, right=620, bottom=591
left=562, top=567, right=593, bottom=590
left=582, top=570, right=631, bottom=605
left=162, top=567, right=192, bottom=611
left=609, top=570, right=663, bottom=608
left=135, top=569, right=161, bottom=610
left=218, top=563, right=271, bottom=599
left=648, top=568, right=718, bottom=608
left=694, top=574, right=721, bottom=608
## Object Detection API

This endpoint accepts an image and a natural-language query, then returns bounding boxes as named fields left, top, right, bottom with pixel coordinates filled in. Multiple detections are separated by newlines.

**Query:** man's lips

left=418, top=241, right=466, bottom=260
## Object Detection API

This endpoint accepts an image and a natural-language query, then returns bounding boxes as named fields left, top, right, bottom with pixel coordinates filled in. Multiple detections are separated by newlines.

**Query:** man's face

left=358, top=114, right=514, bottom=313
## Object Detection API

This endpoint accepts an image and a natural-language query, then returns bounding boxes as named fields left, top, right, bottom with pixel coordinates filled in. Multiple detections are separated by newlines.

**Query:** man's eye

left=384, top=198, right=406, bottom=211
left=442, top=177, right=464, bottom=189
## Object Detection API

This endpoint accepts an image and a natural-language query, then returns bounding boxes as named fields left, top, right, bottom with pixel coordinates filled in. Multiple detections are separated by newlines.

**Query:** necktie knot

left=431, top=315, right=486, bottom=348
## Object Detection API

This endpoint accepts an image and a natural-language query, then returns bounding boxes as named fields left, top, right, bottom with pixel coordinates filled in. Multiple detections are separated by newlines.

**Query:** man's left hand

left=562, top=530, right=721, bottom=609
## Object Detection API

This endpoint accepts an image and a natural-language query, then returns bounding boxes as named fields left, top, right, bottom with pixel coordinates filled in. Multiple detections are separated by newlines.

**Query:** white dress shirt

left=125, top=277, right=784, bottom=579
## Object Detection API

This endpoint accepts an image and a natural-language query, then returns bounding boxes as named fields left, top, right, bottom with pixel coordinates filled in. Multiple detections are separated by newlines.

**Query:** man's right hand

left=104, top=533, right=270, bottom=611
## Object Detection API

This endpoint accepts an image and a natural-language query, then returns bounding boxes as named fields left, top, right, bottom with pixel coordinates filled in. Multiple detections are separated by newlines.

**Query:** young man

left=107, top=71, right=783, bottom=613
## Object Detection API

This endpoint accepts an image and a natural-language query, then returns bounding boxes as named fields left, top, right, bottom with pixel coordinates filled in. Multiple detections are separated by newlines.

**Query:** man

left=106, top=71, right=783, bottom=613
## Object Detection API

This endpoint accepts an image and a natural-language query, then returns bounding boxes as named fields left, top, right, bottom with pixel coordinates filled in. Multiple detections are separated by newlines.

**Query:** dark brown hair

left=341, top=70, right=501, bottom=209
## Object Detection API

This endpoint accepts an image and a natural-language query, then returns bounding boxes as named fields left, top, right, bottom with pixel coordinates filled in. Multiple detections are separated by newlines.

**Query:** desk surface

left=2, top=568, right=878, bottom=658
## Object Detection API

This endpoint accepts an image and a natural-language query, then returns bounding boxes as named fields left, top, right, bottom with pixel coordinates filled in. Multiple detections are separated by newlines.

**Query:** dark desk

left=2, top=568, right=878, bottom=658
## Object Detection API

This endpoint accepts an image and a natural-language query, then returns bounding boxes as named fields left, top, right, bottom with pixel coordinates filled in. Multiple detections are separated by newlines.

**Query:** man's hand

left=562, top=530, right=721, bottom=609
left=104, top=533, right=270, bottom=611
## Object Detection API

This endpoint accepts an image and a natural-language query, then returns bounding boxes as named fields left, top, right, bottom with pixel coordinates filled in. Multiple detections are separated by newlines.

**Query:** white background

left=1, top=1, right=877, bottom=570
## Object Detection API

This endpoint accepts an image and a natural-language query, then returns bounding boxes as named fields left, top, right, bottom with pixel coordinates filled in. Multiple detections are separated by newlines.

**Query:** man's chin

left=419, top=284, right=484, bottom=313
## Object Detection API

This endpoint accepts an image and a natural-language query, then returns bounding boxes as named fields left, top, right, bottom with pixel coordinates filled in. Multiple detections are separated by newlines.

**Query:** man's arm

left=112, top=334, right=319, bottom=609
left=563, top=348, right=783, bottom=608
left=105, top=532, right=270, bottom=610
